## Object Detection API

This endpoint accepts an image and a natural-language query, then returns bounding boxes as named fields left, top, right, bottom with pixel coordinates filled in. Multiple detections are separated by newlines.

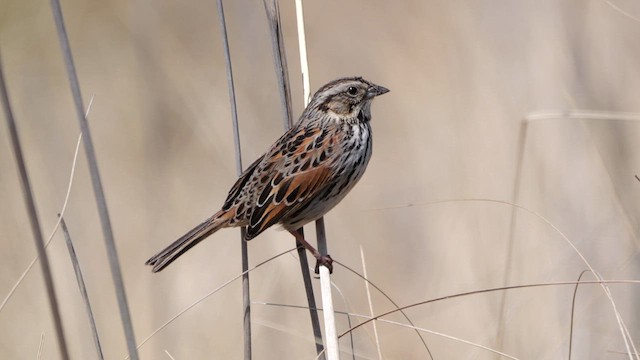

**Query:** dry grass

left=1, top=0, right=640, bottom=359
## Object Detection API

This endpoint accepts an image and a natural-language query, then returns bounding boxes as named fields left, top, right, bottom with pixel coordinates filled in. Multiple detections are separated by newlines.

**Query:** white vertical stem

left=294, top=0, right=310, bottom=104
left=294, top=1, right=337, bottom=359
left=320, top=266, right=340, bottom=360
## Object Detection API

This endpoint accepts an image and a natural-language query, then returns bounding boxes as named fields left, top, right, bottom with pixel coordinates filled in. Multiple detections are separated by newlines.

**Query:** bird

left=146, top=76, right=389, bottom=274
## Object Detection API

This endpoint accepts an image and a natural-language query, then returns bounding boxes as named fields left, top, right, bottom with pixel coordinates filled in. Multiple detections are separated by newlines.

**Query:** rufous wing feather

left=246, top=164, right=333, bottom=240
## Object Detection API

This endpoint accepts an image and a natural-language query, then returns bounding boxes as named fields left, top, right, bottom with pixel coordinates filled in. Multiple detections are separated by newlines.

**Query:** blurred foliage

left=1, top=0, right=640, bottom=359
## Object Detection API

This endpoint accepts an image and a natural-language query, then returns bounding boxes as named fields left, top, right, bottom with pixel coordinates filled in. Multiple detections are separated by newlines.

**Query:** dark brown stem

left=288, top=230, right=333, bottom=274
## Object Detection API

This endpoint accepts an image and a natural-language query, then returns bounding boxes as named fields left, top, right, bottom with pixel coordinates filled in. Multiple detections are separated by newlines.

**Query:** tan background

left=1, top=0, right=639, bottom=359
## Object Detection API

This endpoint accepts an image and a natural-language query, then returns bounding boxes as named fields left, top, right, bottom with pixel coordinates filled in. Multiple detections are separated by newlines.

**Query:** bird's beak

left=367, top=84, right=390, bottom=98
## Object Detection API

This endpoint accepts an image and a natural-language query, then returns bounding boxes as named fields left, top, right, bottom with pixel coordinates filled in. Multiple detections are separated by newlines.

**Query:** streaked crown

left=300, top=77, right=389, bottom=124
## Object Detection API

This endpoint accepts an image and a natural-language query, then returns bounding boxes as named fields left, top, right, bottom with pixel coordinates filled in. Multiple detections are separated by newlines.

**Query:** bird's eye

left=347, top=86, right=358, bottom=96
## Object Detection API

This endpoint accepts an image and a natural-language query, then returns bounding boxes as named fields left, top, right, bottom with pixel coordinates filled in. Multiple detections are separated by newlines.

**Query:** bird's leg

left=288, top=229, right=333, bottom=274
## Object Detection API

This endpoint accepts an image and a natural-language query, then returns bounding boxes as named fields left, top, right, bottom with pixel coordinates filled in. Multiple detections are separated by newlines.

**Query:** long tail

left=146, top=211, right=228, bottom=272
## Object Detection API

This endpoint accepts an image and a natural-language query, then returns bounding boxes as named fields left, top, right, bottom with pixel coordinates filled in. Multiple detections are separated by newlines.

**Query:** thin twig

left=364, top=318, right=519, bottom=360
left=37, top=333, right=45, bottom=360
left=255, top=301, right=519, bottom=360
left=319, top=264, right=339, bottom=359
left=338, top=280, right=640, bottom=339
left=48, top=0, right=139, bottom=358
left=258, top=276, right=640, bottom=360
left=291, top=2, right=336, bottom=357
left=43, top=95, right=93, bottom=247
left=608, top=350, right=640, bottom=357
left=294, top=0, right=310, bottom=104
left=215, top=0, right=243, bottom=177
left=214, top=1, right=252, bottom=359
left=568, top=270, right=592, bottom=360
left=262, top=0, right=324, bottom=357
left=59, top=216, right=105, bottom=360
left=497, top=119, right=528, bottom=353
left=296, top=235, right=325, bottom=354
left=164, top=350, right=177, bottom=360
left=263, top=0, right=293, bottom=128
left=329, top=283, right=356, bottom=360
left=525, top=110, right=640, bottom=122
left=360, top=247, right=382, bottom=359
left=525, top=112, right=640, bottom=359
left=316, top=217, right=337, bottom=359
left=0, top=96, right=91, bottom=314
left=0, top=51, right=70, bottom=360
left=131, top=248, right=297, bottom=355
left=604, top=1, right=640, bottom=23
left=334, top=260, right=433, bottom=359
left=369, top=197, right=638, bottom=359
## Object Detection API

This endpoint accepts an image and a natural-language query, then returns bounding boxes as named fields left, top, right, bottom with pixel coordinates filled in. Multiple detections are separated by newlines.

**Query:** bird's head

left=304, top=77, right=389, bottom=124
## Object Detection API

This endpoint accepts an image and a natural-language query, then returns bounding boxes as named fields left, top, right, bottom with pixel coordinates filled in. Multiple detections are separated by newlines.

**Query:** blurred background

left=1, top=0, right=640, bottom=358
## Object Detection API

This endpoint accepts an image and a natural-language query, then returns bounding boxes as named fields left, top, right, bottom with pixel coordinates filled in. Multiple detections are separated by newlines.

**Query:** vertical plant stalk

left=297, top=235, right=325, bottom=354
left=319, top=264, right=339, bottom=359
left=316, top=219, right=339, bottom=358
left=524, top=111, right=640, bottom=359
left=335, top=260, right=433, bottom=359
left=495, top=119, right=528, bottom=352
left=214, top=1, right=251, bottom=358
left=293, top=1, right=337, bottom=356
left=360, top=247, right=381, bottom=359
left=59, top=216, right=105, bottom=360
left=239, top=227, right=251, bottom=358
left=263, top=0, right=293, bottom=128
left=294, top=0, right=311, bottom=104
left=0, top=53, right=71, bottom=360
left=262, top=0, right=325, bottom=356
left=568, top=270, right=591, bottom=360
left=329, top=284, right=356, bottom=360
left=0, top=98, right=89, bottom=315
left=37, top=333, right=45, bottom=360
left=48, top=1, right=139, bottom=359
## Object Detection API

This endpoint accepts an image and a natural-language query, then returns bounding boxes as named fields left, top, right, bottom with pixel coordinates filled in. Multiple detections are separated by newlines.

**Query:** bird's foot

left=314, top=254, right=333, bottom=274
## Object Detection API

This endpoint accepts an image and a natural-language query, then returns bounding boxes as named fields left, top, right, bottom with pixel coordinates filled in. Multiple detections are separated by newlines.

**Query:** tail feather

left=146, top=212, right=227, bottom=272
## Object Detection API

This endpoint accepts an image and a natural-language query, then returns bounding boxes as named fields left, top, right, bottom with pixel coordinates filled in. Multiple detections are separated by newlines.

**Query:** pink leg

left=288, top=229, right=333, bottom=274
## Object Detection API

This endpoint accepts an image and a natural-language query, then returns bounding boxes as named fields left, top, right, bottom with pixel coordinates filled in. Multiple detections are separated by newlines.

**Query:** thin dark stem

left=315, top=217, right=329, bottom=259
left=214, top=1, right=252, bottom=358
left=568, top=270, right=592, bottom=360
left=263, top=0, right=293, bottom=128
left=240, top=227, right=251, bottom=359
left=497, top=119, right=529, bottom=352
left=215, top=0, right=243, bottom=176
left=59, top=216, right=105, bottom=360
left=262, top=0, right=324, bottom=357
left=0, top=51, right=70, bottom=360
left=47, top=1, right=139, bottom=358
left=296, top=229, right=325, bottom=354
left=315, top=218, right=327, bottom=255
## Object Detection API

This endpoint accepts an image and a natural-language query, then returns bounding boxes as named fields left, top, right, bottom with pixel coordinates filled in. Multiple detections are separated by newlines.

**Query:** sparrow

left=146, top=76, right=389, bottom=273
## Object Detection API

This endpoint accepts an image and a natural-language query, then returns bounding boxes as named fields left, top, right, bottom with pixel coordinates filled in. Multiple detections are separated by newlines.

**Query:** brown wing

left=246, top=124, right=338, bottom=240
left=221, top=155, right=264, bottom=211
